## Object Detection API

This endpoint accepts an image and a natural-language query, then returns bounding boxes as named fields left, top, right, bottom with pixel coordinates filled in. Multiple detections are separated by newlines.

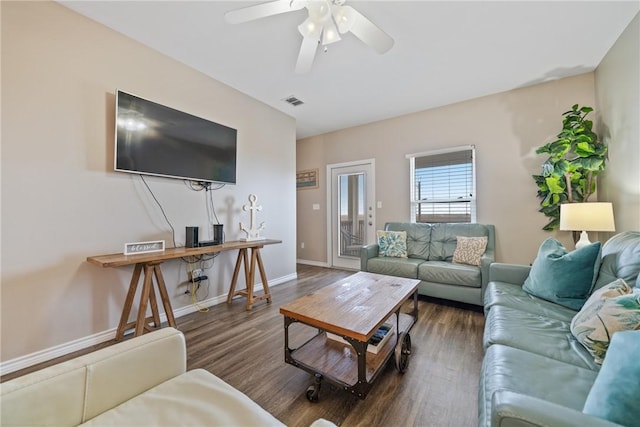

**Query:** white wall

left=297, top=74, right=597, bottom=266
left=595, top=12, right=640, bottom=234
left=1, top=1, right=296, bottom=366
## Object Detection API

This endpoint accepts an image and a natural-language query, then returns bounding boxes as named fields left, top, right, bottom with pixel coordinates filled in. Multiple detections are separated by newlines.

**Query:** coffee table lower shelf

left=284, top=311, right=415, bottom=400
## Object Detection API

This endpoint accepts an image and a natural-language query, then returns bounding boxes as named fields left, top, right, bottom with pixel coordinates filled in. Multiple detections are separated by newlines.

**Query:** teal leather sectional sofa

left=360, top=222, right=495, bottom=306
left=479, top=231, right=640, bottom=427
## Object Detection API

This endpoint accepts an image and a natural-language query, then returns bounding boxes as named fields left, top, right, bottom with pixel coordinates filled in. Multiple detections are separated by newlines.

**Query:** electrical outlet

left=301, top=242, right=305, bottom=249
left=191, top=269, right=203, bottom=280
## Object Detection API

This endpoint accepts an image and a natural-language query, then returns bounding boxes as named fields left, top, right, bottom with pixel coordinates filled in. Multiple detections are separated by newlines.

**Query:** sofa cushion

left=80, top=369, right=285, bottom=426
left=583, top=330, right=640, bottom=427
left=418, top=261, right=481, bottom=288
left=479, top=344, right=599, bottom=427
left=483, top=305, right=599, bottom=370
left=429, top=223, right=491, bottom=261
left=570, top=279, right=640, bottom=364
left=366, top=257, right=422, bottom=279
left=376, top=230, right=407, bottom=258
left=522, top=238, right=601, bottom=310
left=452, top=236, right=487, bottom=266
left=385, top=222, right=432, bottom=260
left=593, top=231, right=640, bottom=291
left=484, top=281, right=578, bottom=321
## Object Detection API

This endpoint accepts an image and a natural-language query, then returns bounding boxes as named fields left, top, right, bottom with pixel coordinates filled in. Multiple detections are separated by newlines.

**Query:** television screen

left=115, top=90, right=237, bottom=184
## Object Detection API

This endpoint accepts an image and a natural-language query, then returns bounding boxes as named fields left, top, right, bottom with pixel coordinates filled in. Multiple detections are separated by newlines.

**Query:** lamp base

left=575, top=230, right=592, bottom=250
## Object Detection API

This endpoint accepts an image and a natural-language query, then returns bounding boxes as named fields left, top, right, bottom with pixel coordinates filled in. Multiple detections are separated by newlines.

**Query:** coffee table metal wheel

left=394, top=332, right=412, bottom=373
left=306, top=373, right=322, bottom=402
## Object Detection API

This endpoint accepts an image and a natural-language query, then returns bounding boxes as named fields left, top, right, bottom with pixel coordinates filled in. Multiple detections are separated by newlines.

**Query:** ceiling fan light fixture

left=321, top=17, right=341, bottom=45
left=332, top=5, right=354, bottom=33
left=298, top=16, right=321, bottom=38
left=226, top=0, right=394, bottom=73
left=307, top=0, right=331, bottom=22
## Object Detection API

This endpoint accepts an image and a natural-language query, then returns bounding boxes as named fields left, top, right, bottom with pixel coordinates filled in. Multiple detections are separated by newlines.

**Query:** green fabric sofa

left=360, top=222, right=496, bottom=306
left=479, top=231, right=640, bottom=427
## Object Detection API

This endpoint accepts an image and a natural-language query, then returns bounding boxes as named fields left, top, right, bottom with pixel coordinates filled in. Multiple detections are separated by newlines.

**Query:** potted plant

left=532, top=104, right=608, bottom=231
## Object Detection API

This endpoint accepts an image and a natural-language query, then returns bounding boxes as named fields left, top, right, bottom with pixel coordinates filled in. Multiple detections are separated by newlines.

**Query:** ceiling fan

left=225, top=0, right=394, bottom=73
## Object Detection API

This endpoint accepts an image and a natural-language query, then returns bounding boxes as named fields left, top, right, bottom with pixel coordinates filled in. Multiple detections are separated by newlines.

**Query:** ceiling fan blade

left=337, top=6, right=394, bottom=54
left=295, top=33, right=320, bottom=73
left=225, top=0, right=305, bottom=24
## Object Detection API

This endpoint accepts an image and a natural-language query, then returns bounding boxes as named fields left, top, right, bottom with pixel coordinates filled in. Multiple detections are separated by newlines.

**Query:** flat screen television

left=114, top=90, right=237, bottom=184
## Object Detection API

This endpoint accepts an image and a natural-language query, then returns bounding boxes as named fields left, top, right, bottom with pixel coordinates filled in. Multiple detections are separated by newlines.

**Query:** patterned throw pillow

left=377, top=230, right=407, bottom=258
left=452, top=236, right=488, bottom=266
left=570, top=279, right=640, bottom=364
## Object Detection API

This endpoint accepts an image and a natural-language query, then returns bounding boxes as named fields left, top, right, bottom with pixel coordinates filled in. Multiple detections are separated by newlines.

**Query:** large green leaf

left=575, top=141, right=596, bottom=156
left=545, top=176, right=564, bottom=194
left=553, top=159, right=569, bottom=176
left=574, top=156, right=605, bottom=171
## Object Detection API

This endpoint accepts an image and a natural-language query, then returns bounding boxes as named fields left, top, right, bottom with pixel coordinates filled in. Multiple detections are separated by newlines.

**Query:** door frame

left=326, top=159, right=376, bottom=270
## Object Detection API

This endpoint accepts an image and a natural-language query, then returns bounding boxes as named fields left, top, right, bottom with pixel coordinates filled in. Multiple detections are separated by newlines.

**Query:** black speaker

left=186, top=226, right=199, bottom=248
left=213, top=224, right=224, bottom=244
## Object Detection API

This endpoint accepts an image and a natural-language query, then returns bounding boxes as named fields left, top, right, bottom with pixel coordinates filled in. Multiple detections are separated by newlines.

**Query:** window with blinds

left=407, top=146, right=476, bottom=223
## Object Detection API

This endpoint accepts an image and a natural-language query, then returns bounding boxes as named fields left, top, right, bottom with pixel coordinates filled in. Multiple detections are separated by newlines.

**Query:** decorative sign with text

left=124, top=240, right=165, bottom=255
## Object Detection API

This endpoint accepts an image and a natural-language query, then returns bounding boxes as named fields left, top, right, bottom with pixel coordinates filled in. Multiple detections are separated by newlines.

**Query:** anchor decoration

left=239, top=194, right=266, bottom=241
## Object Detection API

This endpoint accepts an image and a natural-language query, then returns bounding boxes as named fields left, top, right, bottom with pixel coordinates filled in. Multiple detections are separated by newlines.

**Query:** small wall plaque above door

left=124, top=240, right=165, bottom=255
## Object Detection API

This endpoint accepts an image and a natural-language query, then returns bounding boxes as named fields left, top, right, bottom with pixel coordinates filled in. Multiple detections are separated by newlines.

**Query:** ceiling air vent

left=283, top=95, right=304, bottom=106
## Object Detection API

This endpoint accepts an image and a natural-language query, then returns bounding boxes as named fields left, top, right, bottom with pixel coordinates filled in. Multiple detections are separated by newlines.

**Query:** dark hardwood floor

left=2, top=264, right=485, bottom=427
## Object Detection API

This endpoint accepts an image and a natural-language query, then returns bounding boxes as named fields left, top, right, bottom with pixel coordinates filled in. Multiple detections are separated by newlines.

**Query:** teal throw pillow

left=522, top=238, right=601, bottom=310
left=570, top=279, right=640, bottom=364
left=583, top=330, right=640, bottom=426
left=377, top=230, right=407, bottom=258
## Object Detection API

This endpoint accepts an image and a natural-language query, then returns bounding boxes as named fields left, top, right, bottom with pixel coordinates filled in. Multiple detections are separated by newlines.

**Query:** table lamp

left=559, top=202, right=615, bottom=249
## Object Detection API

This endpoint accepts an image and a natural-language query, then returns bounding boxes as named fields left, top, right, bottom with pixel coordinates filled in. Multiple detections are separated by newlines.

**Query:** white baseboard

left=296, top=259, right=330, bottom=267
left=0, top=272, right=297, bottom=377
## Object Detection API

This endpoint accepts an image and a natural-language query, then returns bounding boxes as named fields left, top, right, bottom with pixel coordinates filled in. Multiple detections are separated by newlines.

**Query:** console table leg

left=245, top=249, right=258, bottom=310
left=255, top=249, right=271, bottom=303
left=227, top=249, right=248, bottom=303
left=227, top=246, right=272, bottom=310
left=153, top=264, right=176, bottom=328
left=147, top=285, right=161, bottom=330
left=116, top=263, right=142, bottom=341
left=135, top=264, right=155, bottom=336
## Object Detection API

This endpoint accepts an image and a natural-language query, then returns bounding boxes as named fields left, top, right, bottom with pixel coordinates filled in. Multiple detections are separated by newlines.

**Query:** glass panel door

left=328, top=160, right=375, bottom=270
left=339, top=173, right=365, bottom=258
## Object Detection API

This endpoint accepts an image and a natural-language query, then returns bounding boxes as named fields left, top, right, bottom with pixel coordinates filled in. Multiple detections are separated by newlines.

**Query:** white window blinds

left=407, top=146, right=476, bottom=223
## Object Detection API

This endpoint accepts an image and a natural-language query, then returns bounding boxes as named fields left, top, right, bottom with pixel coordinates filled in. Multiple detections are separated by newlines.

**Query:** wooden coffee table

left=279, top=271, right=420, bottom=401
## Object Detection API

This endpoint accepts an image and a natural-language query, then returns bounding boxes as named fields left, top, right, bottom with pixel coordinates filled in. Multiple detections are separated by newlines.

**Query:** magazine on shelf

left=326, top=321, right=395, bottom=354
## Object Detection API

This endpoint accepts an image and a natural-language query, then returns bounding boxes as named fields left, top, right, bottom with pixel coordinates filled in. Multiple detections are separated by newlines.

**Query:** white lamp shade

left=559, top=202, right=615, bottom=232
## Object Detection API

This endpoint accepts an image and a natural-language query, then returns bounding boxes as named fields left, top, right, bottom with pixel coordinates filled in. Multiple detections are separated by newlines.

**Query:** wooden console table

left=87, top=239, right=281, bottom=340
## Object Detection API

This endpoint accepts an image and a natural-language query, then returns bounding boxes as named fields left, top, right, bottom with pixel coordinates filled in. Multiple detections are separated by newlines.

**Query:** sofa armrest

left=489, top=263, right=531, bottom=286
left=360, top=244, right=379, bottom=271
left=0, top=327, right=187, bottom=426
left=491, top=390, right=622, bottom=427
left=480, top=247, right=495, bottom=285
left=479, top=254, right=494, bottom=303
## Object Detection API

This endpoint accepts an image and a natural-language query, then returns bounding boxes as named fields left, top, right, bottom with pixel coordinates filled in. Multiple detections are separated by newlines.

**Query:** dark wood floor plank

left=2, top=264, right=485, bottom=427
